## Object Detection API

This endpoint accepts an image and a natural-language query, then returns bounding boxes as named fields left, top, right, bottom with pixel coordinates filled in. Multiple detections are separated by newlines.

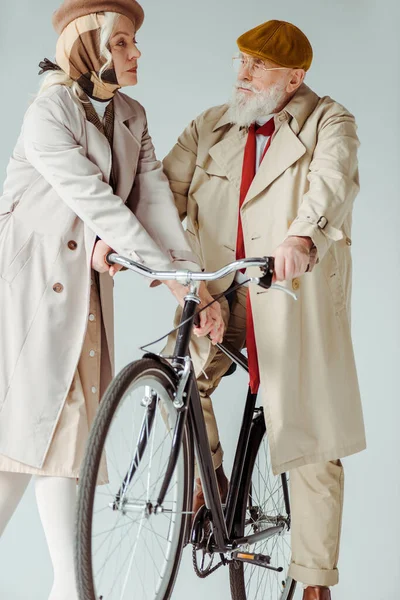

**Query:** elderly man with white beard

left=163, top=20, right=366, bottom=600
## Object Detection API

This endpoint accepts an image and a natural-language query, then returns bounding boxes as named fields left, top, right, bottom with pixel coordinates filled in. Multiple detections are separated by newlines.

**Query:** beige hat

left=52, top=0, right=144, bottom=35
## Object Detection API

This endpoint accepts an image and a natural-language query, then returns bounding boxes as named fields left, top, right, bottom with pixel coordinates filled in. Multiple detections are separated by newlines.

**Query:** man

left=163, top=20, right=366, bottom=599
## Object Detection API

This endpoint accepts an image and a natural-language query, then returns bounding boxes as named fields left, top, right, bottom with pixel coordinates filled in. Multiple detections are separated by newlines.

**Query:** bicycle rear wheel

left=229, top=409, right=296, bottom=600
left=75, top=358, right=192, bottom=600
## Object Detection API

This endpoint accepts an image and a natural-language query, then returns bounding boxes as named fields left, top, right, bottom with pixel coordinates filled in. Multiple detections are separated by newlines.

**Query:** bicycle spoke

left=235, top=432, right=292, bottom=600
left=119, top=503, right=148, bottom=597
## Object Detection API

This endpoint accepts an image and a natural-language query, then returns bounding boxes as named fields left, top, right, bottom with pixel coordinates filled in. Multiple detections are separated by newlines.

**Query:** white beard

left=227, top=81, right=288, bottom=127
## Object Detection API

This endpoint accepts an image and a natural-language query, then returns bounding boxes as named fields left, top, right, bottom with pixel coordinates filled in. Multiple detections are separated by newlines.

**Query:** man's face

left=236, top=53, right=293, bottom=95
left=228, top=52, right=305, bottom=126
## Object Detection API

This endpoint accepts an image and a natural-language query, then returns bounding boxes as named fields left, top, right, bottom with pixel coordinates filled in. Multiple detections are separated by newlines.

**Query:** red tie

left=236, top=118, right=275, bottom=393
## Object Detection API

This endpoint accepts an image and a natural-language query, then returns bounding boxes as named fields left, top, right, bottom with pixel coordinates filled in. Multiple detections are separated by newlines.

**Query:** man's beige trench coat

left=0, top=84, right=198, bottom=468
left=163, top=83, right=366, bottom=475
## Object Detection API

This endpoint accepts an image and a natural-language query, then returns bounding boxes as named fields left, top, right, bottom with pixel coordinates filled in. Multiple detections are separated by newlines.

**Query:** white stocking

left=34, top=476, right=79, bottom=600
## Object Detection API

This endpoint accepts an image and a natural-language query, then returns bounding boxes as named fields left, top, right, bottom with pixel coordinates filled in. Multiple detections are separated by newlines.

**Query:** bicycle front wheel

left=75, top=358, right=192, bottom=600
left=229, top=409, right=296, bottom=600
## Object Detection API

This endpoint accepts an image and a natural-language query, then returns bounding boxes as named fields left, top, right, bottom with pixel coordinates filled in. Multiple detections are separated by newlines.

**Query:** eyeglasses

left=232, top=53, right=292, bottom=78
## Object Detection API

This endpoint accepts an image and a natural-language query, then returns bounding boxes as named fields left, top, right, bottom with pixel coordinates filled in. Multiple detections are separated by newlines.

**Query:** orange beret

left=52, top=0, right=144, bottom=35
left=237, top=20, right=313, bottom=71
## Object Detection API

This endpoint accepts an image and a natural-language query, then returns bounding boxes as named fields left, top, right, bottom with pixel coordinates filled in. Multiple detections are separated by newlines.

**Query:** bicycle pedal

left=231, top=551, right=283, bottom=572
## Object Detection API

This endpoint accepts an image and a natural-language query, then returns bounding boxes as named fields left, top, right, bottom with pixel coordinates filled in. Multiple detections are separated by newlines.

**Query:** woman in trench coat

left=0, top=1, right=223, bottom=598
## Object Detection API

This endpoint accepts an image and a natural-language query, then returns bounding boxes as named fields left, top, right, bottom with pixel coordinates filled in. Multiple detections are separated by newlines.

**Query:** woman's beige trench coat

left=0, top=84, right=198, bottom=469
left=163, top=83, right=366, bottom=475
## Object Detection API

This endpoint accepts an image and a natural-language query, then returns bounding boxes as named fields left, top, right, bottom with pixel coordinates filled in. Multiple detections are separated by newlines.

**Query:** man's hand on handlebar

left=273, top=236, right=317, bottom=282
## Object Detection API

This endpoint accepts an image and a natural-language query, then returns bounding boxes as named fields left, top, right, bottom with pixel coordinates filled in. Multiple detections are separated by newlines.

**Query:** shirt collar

left=255, top=114, right=274, bottom=127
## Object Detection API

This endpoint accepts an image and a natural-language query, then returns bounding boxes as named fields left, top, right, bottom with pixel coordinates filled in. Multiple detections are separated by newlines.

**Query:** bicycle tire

left=75, top=357, right=192, bottom=600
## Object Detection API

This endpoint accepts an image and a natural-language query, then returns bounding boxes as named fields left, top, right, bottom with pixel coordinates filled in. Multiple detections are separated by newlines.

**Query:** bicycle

left=75, top=255, right=298, bottom=600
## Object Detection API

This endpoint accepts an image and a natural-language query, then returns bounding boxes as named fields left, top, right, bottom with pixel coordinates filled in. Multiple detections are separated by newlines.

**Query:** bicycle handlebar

left=105, top=253, right=274, bottom=285
left=105, top=252, right=297, bottom=300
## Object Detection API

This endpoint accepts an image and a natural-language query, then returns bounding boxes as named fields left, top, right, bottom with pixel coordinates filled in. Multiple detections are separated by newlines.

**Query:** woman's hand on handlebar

left=92, top=239, right=124, bottom=277
left=165, top=281, right=225, bottom=345
left=195, top=282, right=225, bottom=344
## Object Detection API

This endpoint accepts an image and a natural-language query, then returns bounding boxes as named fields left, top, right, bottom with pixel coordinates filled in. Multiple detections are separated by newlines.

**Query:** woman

left=0, top=1, right=224, bottom=598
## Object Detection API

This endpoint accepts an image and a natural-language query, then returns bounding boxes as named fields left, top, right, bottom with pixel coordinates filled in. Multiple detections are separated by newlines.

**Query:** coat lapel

left=243, top=120, right=306, bottom=206
left=82, top=92, right=141, bottom=256
left=112, top=93, right=141, bottom=203
left=243, top=84, right=320, bottom=206
left=85, top=120, right=112, bottom=185
left=83, top=120, right=112, bottom=258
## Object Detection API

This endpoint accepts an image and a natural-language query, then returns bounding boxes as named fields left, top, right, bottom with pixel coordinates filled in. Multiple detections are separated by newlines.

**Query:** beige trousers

left=196, top=285, right=344, bottom=587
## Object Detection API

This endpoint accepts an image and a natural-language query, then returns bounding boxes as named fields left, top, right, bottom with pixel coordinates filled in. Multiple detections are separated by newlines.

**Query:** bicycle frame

left=152, top=282, right=290, bottom=554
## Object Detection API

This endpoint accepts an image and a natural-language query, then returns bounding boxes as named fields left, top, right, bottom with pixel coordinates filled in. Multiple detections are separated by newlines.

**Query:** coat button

left=346, top=237, right=352, bottom=246
left=53, top=283, right=64, bottom=293
left=292, top=278, right=300, bottom=291
left=68, top=240, right=78, bottom=250
left=88, top=314, right=95, bottom=322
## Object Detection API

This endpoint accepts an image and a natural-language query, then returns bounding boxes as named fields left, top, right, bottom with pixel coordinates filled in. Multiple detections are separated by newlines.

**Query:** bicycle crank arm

left=230, top=551, right=283, bottom=572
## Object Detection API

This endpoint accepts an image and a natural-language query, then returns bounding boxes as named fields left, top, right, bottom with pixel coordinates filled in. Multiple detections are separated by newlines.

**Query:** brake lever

left=252, top=261, right=298, bottom=300
left=269, top=283, right=297, bottom=300
left=250, top=277, right=297, bottom=300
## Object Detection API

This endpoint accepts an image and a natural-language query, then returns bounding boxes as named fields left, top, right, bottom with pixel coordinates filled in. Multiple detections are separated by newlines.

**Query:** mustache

left=235, top=82, right=262, bottom=94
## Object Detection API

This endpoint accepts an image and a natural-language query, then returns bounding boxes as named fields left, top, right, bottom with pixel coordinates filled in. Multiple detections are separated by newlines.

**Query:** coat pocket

left=0, top=216, right=40, bottom=284
left=323, top=248, right=346, bottom=314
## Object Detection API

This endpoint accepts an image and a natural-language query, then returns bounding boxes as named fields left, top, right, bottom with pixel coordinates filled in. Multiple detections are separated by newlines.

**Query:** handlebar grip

left=193, top=313, right=201, bottom=327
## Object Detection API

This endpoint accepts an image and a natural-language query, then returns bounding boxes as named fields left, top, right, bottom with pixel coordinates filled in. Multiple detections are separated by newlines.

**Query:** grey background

left=0, top=0, right=399, bottom=598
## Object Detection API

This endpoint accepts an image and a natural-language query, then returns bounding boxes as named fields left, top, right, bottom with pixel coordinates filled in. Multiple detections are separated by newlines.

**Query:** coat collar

left=213, top=108, right=234, bottom=132
left=280, top=83, right=320, bottom=134
left=113, top=90, right=139, bottom=123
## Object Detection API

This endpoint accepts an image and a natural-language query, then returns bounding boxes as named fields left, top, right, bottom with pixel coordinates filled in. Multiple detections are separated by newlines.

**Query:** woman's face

left=109, top=15, right=141, bottom=87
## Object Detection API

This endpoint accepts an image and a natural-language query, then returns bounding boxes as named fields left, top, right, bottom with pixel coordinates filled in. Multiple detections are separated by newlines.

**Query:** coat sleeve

left=162, top=118, right=199, bottom=221
left=286, top=106, right=360, bottom=262
left=126, top=113, right=200, bottom=271
left=23, top=96, right=181, bottom=271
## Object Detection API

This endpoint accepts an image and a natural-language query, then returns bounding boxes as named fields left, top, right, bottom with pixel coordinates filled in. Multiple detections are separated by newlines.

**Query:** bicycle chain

left=191, top=543, right=223, bottom=578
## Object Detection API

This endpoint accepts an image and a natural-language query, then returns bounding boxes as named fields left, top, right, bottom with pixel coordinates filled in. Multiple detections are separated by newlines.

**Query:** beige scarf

left=39, top=13, right=120, bottom=102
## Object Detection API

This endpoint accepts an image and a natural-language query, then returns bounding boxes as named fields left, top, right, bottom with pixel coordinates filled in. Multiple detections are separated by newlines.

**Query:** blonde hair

left=37, top=12, right=120, bottom=106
